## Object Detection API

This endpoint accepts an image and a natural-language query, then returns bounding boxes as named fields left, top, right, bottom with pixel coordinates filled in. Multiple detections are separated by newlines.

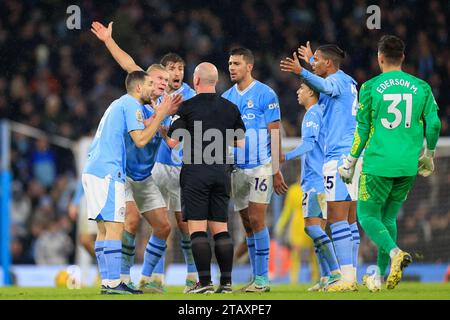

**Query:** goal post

left=0, top=120, right=11, bottom=286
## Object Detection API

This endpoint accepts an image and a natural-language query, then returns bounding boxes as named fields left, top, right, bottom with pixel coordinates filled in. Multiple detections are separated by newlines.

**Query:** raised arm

left=91, top=21, right=143, bottom=73
left=280, top=50, right=339, bottom=96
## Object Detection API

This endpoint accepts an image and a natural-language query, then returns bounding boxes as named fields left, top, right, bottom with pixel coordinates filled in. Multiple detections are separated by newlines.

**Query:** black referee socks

left=190, top=231, right=212, bottom=286
left=214, top=232, right=234, bottom=285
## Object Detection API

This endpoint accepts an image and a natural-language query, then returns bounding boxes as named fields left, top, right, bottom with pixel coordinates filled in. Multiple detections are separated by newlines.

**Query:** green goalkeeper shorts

left=358, top=173, right=416, bottom=204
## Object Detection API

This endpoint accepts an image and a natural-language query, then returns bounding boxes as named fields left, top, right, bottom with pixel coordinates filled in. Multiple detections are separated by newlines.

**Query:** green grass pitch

left=1, top=283, right=449, bottom=300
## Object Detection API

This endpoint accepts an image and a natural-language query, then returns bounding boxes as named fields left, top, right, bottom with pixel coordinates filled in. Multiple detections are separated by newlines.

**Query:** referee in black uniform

left=167, top=62, right=245, bottom=293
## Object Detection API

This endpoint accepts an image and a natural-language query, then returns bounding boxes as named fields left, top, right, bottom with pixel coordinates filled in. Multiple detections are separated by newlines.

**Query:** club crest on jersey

left=136, top=110, right=143, bottom=122
left=247, top=100, right=254, bottom=108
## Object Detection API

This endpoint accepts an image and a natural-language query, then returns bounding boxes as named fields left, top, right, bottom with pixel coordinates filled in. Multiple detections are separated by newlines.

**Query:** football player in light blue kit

left=281, top=42, right=361, bottom=291
left=91, top=21, right=197, bottom=293
left=222, top=48, right=288, bottom=292
left=282, top=82, right=341, bottom=292
left=82, top=71, right=171, bottom=294
left=151, top=53, right=198, bottom=292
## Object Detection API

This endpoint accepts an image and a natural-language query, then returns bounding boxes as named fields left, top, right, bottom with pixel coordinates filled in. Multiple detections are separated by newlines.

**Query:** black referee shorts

left=180, top=164, right=232, bottom=222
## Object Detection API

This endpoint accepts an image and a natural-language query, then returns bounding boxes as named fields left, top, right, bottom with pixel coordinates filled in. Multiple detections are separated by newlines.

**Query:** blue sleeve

left=262, top=88, right=281, bottom=124
left=300, top=69, right=341, bottom=97
left=285, top=110, right=321, bottom=160
left=302, top=110, right=322, bottom=142
left=285, top=138, right=315, bottom=161
left=185, top=88, right=196, bottom=100
left=125, top=104, right=145, bottom=132
left=71, top=181, right=84, bottom=206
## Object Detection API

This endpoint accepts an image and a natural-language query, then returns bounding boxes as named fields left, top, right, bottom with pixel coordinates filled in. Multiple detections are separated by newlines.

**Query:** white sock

left=389, top=247, right=401, bottom=259
left=341, top=265, right=354, bottom=283
left=108, top=279, right=121, bottom=288
left=120, top=274, right=131, bottom=284
left=101, top=279, right=109, bottom=287
left=353, top=267, right=357, bottom=283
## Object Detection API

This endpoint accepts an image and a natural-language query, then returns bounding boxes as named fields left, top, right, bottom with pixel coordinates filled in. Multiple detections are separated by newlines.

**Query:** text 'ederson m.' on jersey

left=300, top=69, right=358, bottom=161
left=350, top=70, right=440, bottom=177
left=221, top=80, right=281, bottom=169
left=156, top=82, right=196, bottom=167
left=83, top=94, right=145, bottom=181
left=285, top=103, right=325, bottom=192
left=125, top=104, right=164, bottom=181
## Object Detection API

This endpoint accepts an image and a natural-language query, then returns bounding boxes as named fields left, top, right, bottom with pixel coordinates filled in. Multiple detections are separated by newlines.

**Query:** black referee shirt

left=168, top=93, right=245, bottom=165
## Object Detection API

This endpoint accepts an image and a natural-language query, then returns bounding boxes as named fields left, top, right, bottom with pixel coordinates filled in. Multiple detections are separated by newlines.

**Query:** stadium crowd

left=0, top=0, right=449, bottom=266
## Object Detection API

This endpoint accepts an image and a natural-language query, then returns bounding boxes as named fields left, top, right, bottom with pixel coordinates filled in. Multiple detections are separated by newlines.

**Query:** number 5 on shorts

left=325, top=176, right=334, bottom=190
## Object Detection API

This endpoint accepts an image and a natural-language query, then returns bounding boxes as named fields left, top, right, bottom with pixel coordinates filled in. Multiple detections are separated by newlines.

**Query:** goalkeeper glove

left=338, top=155, right=358, bottom=184
left=418, top=149, right=435, bottom=177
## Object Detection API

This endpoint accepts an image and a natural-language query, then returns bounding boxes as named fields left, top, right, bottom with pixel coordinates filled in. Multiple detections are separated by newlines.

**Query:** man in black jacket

left=167, top=62, right=245, bottom=293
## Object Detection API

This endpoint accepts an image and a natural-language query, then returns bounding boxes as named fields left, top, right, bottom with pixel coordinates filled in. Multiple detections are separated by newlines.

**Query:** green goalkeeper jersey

left=350, top=70, right=440, bottom=177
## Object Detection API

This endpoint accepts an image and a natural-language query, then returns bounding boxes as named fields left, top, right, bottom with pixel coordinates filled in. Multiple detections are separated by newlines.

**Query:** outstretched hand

left=168, top=94, right=183, bottom=116
left=155, top=95, right=173, bottom=118
left=298, top=41, right=313, bottom=65
left=91, top=21, right=113, bottom=42
left=280, top=52, right=302, bottom=75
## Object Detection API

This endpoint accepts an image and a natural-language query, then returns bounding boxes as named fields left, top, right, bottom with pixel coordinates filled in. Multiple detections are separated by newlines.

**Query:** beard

left=141, top=92, right=153, bottom=104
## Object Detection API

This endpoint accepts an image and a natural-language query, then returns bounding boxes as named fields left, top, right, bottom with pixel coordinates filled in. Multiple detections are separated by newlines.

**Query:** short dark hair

left=378, top=35, right=405, bottom=65
left=302, top=81, right=319, bottom=100
left=229, top=47, right=255, bottom=65
left=160, top=53, right=185, bottom=67
left=316, top=44, right=346, bottom=67
left=125, top=70, right=148, bottom=93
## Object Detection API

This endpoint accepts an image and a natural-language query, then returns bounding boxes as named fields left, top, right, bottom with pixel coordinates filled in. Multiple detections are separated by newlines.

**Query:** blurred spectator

left=34, top=218, right=74, bottom=265
left=30, top=137, right=56, bottom=189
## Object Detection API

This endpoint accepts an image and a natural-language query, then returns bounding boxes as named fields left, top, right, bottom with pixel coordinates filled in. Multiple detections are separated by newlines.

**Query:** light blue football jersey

left=222, top=80, right=281, bottom=169
left=300, top=69, right=357, bottom=161
left=156, top=82, right=196, bottom=166
left=83, top=94, right=145, bottom=181
left=125, top=104, right=164, bottom=181
left=300, top=104, right=325, bottom=192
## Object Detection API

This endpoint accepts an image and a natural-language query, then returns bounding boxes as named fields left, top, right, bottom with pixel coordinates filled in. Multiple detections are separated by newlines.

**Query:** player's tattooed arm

left=91, top=21, right=143, bottom=73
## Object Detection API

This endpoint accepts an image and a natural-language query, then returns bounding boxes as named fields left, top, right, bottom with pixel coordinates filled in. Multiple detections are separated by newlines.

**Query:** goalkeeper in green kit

left=338, top=35, right=441, bottom=292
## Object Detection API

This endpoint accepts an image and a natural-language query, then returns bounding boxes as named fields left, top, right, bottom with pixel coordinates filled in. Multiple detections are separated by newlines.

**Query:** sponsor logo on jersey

left=242, top=113, right=255, bottom=120
left=268, top=103, right=279, bottom=110
left=306, top=121, right=319, bottom=130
